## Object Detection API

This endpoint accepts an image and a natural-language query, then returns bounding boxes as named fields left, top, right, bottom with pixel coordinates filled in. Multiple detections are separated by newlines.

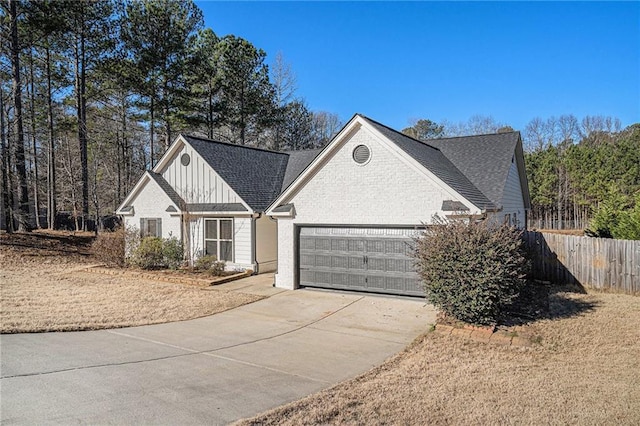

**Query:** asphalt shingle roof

left=182, top=136, right=290, bottom=211
left=358, top=115, right=498, bottom=210
left=178, top=116, right=521, bottom=214
left=281, top=149, right=322, bottom=191
left=148, top=171, right=184, bottom=207
left=427, top=132, right=520, bottom=207
left=181, top=136, right=320, bottom=212
left=185, top=203, right=248, bottom=212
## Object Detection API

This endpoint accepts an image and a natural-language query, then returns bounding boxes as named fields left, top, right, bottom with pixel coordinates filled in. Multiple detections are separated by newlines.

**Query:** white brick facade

left=123, top=176, right=182, bottom=240
left=273, top=125, right=470, bottom=290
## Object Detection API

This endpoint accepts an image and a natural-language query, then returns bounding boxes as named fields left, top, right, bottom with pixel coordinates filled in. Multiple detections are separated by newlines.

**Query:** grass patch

left=0, top=231, right=262, bottom=333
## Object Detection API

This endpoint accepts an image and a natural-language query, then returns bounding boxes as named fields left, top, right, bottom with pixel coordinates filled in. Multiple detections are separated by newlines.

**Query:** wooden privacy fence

left=523, top=231, right=639, bottom=295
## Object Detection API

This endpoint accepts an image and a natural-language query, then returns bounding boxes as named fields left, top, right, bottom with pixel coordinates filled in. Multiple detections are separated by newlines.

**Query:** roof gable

left=358, top=115, right=497, bottom=210
left=180, top=135, right=289, bottom=211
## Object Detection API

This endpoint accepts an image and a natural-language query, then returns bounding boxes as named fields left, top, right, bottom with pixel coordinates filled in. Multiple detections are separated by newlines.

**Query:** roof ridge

left=181, top=134, right=289, bottom=156
left=357, top=113, right=520, bottom=142
left=430, top=130, right=520, bottom=141
left=356, top=113, right=443, bottom=151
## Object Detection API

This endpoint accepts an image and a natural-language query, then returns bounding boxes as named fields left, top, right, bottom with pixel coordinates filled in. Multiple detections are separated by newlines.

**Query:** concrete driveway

left=1, top=274, right=436, bottom=425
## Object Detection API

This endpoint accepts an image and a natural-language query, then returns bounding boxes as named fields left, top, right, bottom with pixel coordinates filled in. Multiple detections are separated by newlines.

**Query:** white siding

left=234, top=217, right=252, bottom=267
left=188, top=216, right=253, bottom=271
left=161, top=142, right=244, bottom=205
left=123, top=176, right=181, bottom=240
left=495, top=159, right=526, bottom=228
left=274, top=125, right=468, bottom=289
left=256, top=215, right=277, bottom=273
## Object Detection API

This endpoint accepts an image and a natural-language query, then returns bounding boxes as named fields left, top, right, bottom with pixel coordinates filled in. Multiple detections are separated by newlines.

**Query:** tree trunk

left=150, top=95, right=155, bottom=168
left=28, top=44, right=41, bottom=228
left=45, top=44, right=57, bottom=229
left=1, top=84, right=13, bottom=232
left=64, top=135, right=79, bottom=232
left=207, top=81, right=214, bottom=139
left=75, top=21, right=89, bottom=231
left=10, top=0, right=31, bottom=232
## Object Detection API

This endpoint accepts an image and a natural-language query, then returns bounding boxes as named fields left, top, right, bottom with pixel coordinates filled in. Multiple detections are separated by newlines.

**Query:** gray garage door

left=299, top=227, right=425, bottom=297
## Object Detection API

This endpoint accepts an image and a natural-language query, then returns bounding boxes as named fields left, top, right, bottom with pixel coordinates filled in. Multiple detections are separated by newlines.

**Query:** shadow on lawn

left=501, top=281, right=598, bottom=327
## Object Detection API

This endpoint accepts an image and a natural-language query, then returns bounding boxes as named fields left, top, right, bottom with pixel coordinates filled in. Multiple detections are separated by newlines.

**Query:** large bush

left=93, top=226, right=140, bottom=267
left=130, top=237, right=164, bottom=269
left=413, top=217, right=528, bottom=325
left=92, top=227, right=126, bottom=266
left=130, top=236, right=183, bottom=270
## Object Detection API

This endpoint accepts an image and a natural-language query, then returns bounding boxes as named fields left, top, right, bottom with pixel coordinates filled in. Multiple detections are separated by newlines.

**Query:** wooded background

left=1, top=0, right=638, bottom=238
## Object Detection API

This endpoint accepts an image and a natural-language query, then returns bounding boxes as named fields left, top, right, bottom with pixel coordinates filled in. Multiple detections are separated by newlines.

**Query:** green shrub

left=413, top=217, right=528, bottom=325
left=130, top=237, right=164, bottom=269
left=92, top=227, right=126, bottom=267
left=194, top=254, right=226, bottom=276
left=162, top=237, right=184, bottom=269
left=587, top=193, right=640, bottom=240
left=129, top=236, right=184, bottom=270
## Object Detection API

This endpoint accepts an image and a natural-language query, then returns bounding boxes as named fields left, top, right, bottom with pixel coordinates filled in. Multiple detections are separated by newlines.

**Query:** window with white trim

left=204, top=218, right=233, bottom=261
left=140, top=218, right=162, bottom=237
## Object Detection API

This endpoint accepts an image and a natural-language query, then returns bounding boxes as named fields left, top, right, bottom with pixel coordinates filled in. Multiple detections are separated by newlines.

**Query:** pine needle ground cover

left=0, top=232, right=261, bottom=333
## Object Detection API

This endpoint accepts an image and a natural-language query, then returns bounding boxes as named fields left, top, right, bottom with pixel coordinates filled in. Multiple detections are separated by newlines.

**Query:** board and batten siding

left=274, top=125, right=468, bottom=289
left=124, top=176, right=181, bottom=240
left=233, top=217, right=252, bottom=267
left=161, top=142, right=244, bottom=205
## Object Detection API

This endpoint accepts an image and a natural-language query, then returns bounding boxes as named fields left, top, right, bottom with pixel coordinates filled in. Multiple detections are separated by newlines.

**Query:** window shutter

left=157, top=218, right=162, bottom=237
left=140, top=218, right=145, bottom=237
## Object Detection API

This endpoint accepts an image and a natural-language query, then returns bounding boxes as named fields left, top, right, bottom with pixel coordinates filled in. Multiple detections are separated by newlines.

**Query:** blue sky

left=196, top=1, right=640, bottom=132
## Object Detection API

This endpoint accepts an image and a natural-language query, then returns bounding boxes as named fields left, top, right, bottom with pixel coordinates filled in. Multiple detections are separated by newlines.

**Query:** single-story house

left=117, top=113, right=530, bottom=296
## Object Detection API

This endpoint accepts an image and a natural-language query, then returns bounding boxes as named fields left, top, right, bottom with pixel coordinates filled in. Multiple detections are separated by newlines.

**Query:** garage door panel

left=349, top=256, right=365, bottom=270
left=366, top=240, right=385, bottom=253
left=298, top=227, right=424, bottom=297
left=349, top=240, right=365, bottom=252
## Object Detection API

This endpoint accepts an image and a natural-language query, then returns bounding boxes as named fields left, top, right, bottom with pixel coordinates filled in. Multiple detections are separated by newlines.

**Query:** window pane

left=220, top=241, right=233, bottom=261
left=205, top=241, right=218, bottom=258
left=147, top=219, right=157, bottom=237
left=205, top=220, right=217, bottom=239
left=220, top=220, right=232, bottom=240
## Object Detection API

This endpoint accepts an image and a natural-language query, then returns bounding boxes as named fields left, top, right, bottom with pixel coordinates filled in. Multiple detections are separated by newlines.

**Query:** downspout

left=251, top=212, right=261, bottom=274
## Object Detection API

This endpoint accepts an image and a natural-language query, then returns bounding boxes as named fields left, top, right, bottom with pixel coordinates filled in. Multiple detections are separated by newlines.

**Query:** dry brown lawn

left=0, top=231, right=262, bottom=333
left=239, top=289, right=640, bottom=425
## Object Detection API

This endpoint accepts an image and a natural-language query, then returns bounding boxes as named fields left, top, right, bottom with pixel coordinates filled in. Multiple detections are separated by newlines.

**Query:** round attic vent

left=352, top=145, right=371, bottom=164
left=180, top=153, right=190, bottom=166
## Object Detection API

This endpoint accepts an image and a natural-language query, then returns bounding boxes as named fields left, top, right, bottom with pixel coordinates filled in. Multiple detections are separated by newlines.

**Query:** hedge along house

left=116, top=135, right=319, bottom=273
left=266, top=114, right=531, bottom=296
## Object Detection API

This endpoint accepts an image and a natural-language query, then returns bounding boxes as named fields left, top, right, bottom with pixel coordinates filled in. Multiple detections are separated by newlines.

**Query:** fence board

left=524, top=231, right=639, bottom=295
